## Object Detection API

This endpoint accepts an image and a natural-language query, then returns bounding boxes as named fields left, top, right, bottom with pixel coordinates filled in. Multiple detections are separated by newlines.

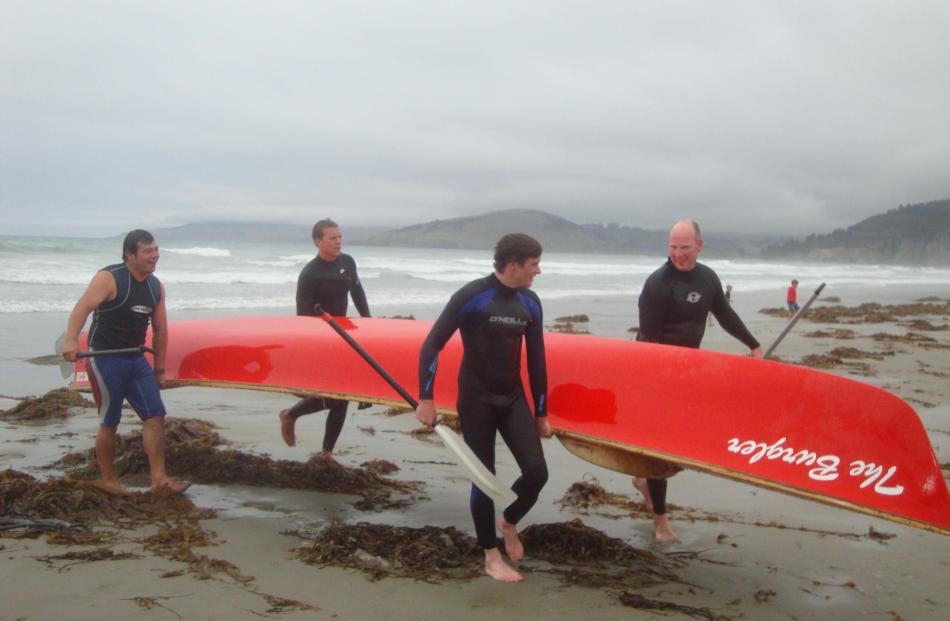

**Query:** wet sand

left=2, top=283, right=949, bottom=620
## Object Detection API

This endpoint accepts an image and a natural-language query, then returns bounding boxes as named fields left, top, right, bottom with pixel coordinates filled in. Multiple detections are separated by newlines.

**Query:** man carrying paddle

left=278, top=218, right=371, bottom=453
left=415, top=233, right=552, bottom=583
left=62, top=229, right=189, bottom=495
left=636, top=219, right=763, bottom=541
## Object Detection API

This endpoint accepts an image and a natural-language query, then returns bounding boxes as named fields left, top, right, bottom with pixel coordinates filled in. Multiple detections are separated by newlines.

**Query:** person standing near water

left=278, top=219, right=371, bottom=453
left=787, top=279, right=800, bottom=313
left=635, top=220, right=763, bottom=541
left=62, top=229, right=189, bottom=496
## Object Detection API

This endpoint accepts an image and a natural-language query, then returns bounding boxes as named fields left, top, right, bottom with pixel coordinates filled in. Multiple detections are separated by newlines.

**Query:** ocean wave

left=163, top=246, right=232, bottom=257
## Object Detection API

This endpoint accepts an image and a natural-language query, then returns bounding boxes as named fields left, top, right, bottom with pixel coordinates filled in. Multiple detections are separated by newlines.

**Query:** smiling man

left=62, top=229, right=189, bottom=496
left=415, top=233, right=552, bottom=583
left=634, top=219, right=763, bottom=541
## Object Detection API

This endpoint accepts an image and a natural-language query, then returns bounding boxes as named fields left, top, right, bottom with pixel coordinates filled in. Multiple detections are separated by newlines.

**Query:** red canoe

left=71, top=315, right=950, bottom=536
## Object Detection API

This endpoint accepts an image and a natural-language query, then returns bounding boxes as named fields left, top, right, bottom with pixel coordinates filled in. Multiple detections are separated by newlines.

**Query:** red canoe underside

left=72, top=316, right=950, bottom=536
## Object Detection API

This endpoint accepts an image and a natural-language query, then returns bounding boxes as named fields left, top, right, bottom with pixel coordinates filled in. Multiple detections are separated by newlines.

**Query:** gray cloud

left=3, top=1, right=949, bottom=237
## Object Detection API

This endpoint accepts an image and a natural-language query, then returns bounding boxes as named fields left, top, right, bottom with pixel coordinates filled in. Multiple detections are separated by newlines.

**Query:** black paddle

left=764, top=282, right=826, bottom=359
left=312, top=305, right=517, bottom=505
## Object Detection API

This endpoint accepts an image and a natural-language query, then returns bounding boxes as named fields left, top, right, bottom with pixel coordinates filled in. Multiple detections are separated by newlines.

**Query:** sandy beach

left=2, top=283, right=949, bottom=621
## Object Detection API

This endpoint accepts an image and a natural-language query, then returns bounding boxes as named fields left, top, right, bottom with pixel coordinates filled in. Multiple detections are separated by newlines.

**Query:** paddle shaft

left=763, top=282, right=826, bottom=359
left=313, top=305, right=419, bottom=409
left=77, top=346, right=156, bottom=358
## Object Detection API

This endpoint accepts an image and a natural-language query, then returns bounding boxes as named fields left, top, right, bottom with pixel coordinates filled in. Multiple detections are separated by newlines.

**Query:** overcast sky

left=3, top=1, right=949, bottom=238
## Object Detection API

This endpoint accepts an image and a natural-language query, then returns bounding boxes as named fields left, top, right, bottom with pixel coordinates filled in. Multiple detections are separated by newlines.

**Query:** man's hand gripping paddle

left=312, top=305, right=517, bottom=506
left=54, top=332, right=155, bottom=379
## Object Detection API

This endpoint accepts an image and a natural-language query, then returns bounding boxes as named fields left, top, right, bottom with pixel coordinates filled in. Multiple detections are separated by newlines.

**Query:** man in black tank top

left=62, top=230, right=188, bottom=496
left=635, top=220, right=763, bottom=542
left=278, top=219, right=371, bottom=453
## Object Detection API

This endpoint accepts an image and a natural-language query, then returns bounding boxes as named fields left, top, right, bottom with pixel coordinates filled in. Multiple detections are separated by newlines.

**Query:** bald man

left=635, top=219, right=763, bottom=541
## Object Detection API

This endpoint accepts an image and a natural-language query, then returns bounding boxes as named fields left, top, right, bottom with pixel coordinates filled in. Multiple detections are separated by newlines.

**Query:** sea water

left=2, top=235, right=950, bottom=315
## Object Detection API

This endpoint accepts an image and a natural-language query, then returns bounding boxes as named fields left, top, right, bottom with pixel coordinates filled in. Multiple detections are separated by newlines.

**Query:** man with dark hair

left=415, top=233, right=551, bottom=583
left=635, top=219, right=763, bottom=541
left=62, top=230, right=189, bottom=495
left=278, top=219, right=371, bottom=452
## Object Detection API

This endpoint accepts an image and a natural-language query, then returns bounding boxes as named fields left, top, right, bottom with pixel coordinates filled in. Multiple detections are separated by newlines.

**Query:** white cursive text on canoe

left=726, top=436, right=904, bottom=496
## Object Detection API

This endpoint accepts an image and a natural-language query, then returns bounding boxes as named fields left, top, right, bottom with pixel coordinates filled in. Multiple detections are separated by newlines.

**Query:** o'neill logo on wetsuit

left=686, top=292, right=702, bottom=303
left=490, top=316, right=527, bottom=326
left=130, top=305, right=153, bottom=314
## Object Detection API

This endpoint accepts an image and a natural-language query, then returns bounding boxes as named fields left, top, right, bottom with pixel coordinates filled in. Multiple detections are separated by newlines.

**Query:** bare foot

left=653, top=513, right=679, bottom=543
left=484, top=548, right=523, bottom=582
left=497, top=516, right=524, bottom=562
left=151, top=478, right=192, bottom=495
left=279, top=409, right=296, bottom=447
left=90, top=479, right=130, bottom=495
left=632, top=477, right=653, bottom=513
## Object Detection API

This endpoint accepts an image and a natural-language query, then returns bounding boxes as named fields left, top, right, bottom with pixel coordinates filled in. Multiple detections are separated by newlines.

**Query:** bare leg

left=94, top=426, right=129, bottom=494
left=484, top=548, right=523, bottom=583
left=632, top=477, right=653, bottom=512
left=142, top=416, right=190, bottom=494
left=497, top=516, right=524, bottom=562
left=653, top=513, right=679, bottom=543
left=279, top=409, right=296, bottom=446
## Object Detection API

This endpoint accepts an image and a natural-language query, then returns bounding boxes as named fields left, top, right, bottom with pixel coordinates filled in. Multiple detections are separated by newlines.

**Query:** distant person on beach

left=635, top=220, right=763, bottom=541
left=787, top=279, right=800, bottom=313
left=62, top=229, right=189, bottom=496
left=415, top=233, right=552, bottom=583
left=725, top=283, right=733, bottom=303
left=278, top=219, right=371, bottom=453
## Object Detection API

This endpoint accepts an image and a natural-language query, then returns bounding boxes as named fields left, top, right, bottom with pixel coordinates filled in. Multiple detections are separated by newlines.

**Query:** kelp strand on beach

left=294, top=521, right=482, bottom=582
left=1, top=469, right=213, bottom=529
left=0, top=388, right=93, bottom=422
left=617, top=591, right=719, bottom=620
left=52, top=418, right=419, bottom=510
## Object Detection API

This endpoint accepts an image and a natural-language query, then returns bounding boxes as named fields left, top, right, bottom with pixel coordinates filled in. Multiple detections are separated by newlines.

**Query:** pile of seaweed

left=53, top=418, right=418, bottom=510
left=1, top=469, right=212, bottom=532
left=0, top=388, right=93, bottom=421
left=802, top=328, right=858, bottom=339
left=294, top=522, right=481, bottom=582
left=293, top=518, right=683, bottom=591
left=797, top=346, right=896, bottom=375
left=549, top=314, right=592, bottom=335
left=759, top=300, right=950, bottom=324
left=520, top=519, right=682, bottom=590
left=558, top=478, right=646, bottom=516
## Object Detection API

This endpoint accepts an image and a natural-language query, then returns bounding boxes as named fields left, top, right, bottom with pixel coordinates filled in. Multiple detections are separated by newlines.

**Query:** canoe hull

left=71, top=315, right=950, bottom=535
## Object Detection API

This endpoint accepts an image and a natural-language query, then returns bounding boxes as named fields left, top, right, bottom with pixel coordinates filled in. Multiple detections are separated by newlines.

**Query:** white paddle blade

left=434, top=424, right=518, bottom=506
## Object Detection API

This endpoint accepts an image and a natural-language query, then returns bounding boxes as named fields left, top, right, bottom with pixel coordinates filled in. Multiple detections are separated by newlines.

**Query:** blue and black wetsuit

left=636, top=258, right=759, bottom=514
left=419, top=273, right=548, bottom=549
left=87, top=264, right=166, bottom=427
left=289, top=252, right=370, bottom=452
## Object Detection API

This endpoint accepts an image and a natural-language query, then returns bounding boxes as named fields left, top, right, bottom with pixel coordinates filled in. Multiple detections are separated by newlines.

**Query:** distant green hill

left=762, top=200, right=950, bottom=265
left=362, top=208, right=781, bottom=257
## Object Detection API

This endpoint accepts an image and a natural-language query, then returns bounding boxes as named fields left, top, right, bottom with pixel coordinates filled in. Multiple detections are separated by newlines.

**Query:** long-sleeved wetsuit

left=290, top=252, right=370, bottom=452
left=636, top=258, right=759, bottom=514
left=419, top=273, right=548, bottom=549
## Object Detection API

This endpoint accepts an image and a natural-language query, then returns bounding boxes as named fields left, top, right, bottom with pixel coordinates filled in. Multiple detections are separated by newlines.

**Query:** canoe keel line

left=70, top=316, right=950, bottom=536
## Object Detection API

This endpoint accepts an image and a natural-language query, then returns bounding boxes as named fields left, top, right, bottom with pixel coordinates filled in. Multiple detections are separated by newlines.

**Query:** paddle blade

left=53, top=332, right=73, bottom=380
left=434, top=424, right=518, bottom=506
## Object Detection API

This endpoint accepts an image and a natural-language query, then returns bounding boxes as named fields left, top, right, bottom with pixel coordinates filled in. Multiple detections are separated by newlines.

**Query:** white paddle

left=313, top=306, right=518, bottom=507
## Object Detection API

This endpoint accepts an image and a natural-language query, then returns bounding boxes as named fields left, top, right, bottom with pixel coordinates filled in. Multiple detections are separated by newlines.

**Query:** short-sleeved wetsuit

left=86, top=264, right=166, bottom=427
left=419, top=273, right=548, bottom=549
left=289, top=252, right=370, bottom=452
left=636, top=259, right=759, bottom=513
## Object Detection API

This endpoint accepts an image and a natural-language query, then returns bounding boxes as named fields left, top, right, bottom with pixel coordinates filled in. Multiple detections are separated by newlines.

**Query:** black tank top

left=89, top=264, right=162, bottom=350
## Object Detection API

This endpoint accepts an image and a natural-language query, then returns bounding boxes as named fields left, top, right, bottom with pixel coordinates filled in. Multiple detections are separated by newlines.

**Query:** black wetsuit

left=637, top=259, right=760, bottom=514
left=289, top=252, right=370, bottom=452
left=419, top=273, right=548, bottom=550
